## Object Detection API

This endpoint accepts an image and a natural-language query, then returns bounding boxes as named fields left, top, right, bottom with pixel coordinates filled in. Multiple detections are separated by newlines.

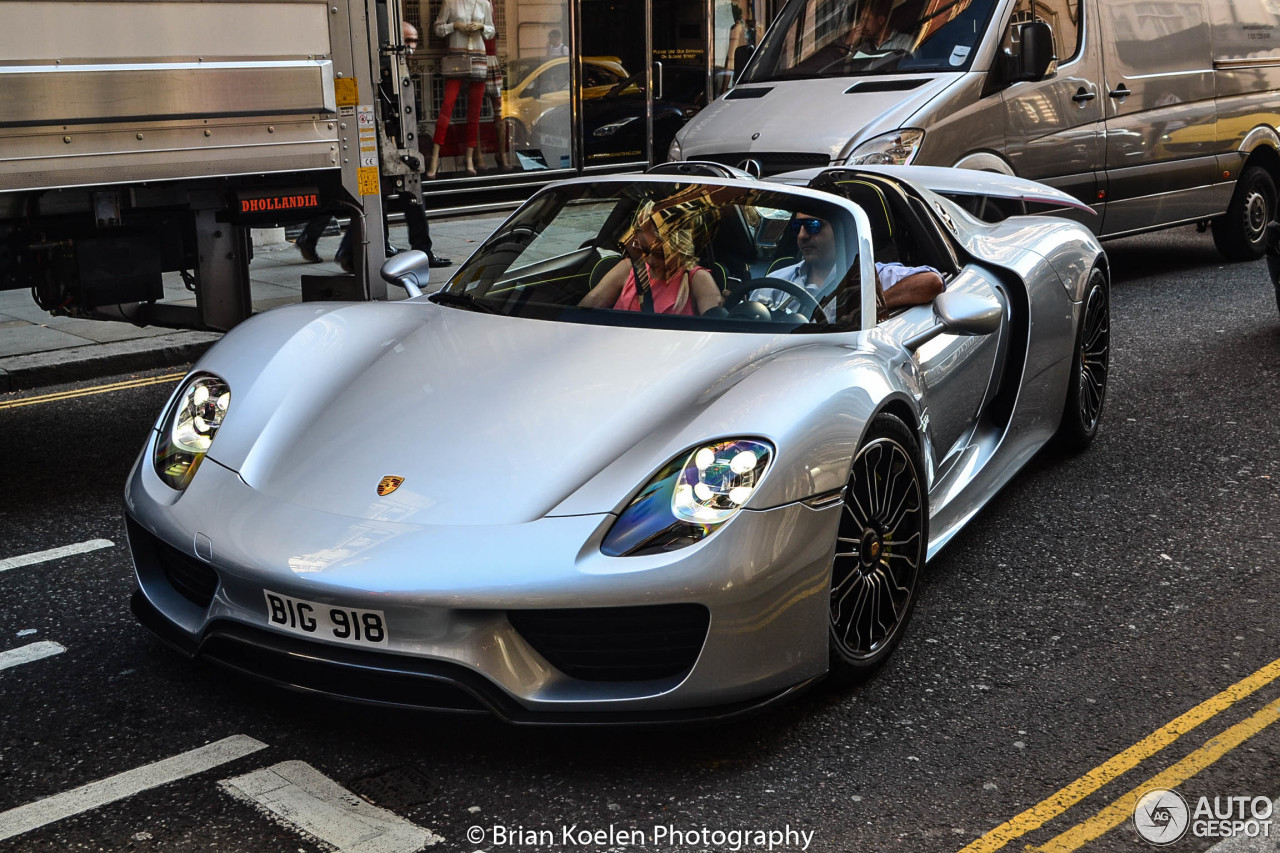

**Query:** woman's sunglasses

left=788, top=218, right=824, bottom=235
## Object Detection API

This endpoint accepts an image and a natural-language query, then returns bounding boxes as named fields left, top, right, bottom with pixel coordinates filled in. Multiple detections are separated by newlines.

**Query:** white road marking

left=220, top=761, right=442, bottom=852
left=0, top=735, right=267, bottom=842
left=0, top=539, right=114, bottom=573
left=0, top=641, right=65, bottom=671
left=1203, top=797, right=1280, bottom=853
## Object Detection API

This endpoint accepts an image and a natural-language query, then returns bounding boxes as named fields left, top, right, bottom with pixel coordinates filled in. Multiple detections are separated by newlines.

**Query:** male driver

left=750, top=211, right=943, bottom=318
left=844, top=0, right=915, bottom=53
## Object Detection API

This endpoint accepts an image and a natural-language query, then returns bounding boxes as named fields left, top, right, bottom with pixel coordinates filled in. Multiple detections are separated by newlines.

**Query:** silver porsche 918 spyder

left=125, top=164, right=1110, bottom=723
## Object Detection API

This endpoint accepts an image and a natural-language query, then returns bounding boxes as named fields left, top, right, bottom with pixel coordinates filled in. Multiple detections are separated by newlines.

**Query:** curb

left=0, top=331, right=222, bottom=393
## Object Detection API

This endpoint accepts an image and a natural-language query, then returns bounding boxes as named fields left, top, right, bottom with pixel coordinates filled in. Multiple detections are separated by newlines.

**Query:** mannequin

left=429, top=0, right=495, bottom=177
left=482, top=37, right=512, bottom=171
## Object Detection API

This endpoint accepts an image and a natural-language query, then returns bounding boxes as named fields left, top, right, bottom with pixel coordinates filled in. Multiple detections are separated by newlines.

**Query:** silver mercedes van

left=670, top=0, right=1280, bottom=259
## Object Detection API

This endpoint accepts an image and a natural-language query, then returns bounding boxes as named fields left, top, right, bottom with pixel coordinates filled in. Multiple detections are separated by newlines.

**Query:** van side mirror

left=1009, top=20, right=1054, bottom=82
left=732, top=44, right=756, bottom=83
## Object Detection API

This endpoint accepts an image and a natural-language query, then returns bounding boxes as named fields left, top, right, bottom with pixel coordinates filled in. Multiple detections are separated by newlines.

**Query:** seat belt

left=630, top=258, right=656, bottom=312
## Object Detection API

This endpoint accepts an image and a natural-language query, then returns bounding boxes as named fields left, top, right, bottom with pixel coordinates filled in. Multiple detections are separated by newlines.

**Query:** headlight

left=667, top=136, right=683, bottom=162
left=153, top=373, right=231, bottom=490
left=844, top=129, right=924, bottom=166
left=601, top=438, right=774, bottom=557
left=593, top=117, right=639, bottom=138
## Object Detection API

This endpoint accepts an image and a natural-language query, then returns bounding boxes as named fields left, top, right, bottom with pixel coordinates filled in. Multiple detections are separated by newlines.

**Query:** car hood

left=678, top=75, right=954, bottom=161
left=199, top=301, right=805, bottom=526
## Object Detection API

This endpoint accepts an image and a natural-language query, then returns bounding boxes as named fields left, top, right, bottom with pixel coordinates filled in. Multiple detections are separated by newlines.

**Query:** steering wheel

left=724, top=277, right=830, bottom=323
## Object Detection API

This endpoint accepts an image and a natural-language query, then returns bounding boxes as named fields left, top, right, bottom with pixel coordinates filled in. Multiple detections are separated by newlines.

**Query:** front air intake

left=126, top=515, right=218, bottom=607
left=507, top=604, right=710, bottom=682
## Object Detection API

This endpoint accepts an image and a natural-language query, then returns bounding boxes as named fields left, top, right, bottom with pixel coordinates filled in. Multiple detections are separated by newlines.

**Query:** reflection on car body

left=126, top=165, right=1111, bottom=723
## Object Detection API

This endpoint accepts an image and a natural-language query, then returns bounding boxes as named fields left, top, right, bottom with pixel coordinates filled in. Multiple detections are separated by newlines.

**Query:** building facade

left=404, top=0, right=775, bottom=183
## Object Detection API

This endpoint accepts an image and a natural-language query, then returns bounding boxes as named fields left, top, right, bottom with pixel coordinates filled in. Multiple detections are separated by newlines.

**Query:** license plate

left=264, top=590, right=388, bottom=647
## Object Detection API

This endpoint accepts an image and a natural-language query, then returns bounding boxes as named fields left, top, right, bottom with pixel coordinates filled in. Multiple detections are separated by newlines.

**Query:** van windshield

left=739, top=0, right=1000, bottom=82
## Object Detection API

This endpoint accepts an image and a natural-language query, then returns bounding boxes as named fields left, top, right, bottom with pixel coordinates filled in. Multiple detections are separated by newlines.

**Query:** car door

left=820, top=170, right=1009, bottom=469
left=881, top=267, right=1008, bottom=469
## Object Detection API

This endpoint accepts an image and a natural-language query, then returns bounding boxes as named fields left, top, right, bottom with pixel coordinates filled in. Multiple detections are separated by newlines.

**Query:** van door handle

left=1108, top=83, right=1131, bottom=99
left=1072, top=88, right=1096, bottom=102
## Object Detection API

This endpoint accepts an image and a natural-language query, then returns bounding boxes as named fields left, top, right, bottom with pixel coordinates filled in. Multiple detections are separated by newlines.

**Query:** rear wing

left=766, top=164, right=1096, bottom=216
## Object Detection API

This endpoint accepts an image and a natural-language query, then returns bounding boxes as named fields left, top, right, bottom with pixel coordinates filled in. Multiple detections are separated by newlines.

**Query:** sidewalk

left=0, top=214, right=505, bottom=392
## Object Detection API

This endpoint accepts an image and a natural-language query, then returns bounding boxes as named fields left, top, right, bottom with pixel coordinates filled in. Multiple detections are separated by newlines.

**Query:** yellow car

left=501, top=56, right=628, bottom=148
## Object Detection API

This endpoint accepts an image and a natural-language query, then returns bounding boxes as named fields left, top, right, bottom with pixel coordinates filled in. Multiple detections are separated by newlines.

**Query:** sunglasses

left=788, top=218, right=824, bottom=235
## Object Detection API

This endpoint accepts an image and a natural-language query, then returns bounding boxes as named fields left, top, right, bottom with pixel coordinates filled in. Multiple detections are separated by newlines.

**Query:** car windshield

left=505, top=57, right=550, bottom=88
left=440, top=180, right=866, bottom=333
left=739, top=0, right=1000, bottom=82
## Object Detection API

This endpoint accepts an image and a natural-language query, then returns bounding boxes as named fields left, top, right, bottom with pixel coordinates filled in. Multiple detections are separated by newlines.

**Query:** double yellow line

left=0, top=371, right=186, bottom=411
left=960, top=656, right=1280, bottom=852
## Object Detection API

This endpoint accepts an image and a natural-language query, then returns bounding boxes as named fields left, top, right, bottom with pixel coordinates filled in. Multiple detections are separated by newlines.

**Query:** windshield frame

left=738, top=0, right=1002, bottom=83
left=442, top=174, right=879, bottom=333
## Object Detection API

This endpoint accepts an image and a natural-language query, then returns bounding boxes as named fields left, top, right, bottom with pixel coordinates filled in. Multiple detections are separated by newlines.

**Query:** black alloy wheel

left=1213, top=164, right=1277, bottom=261
left=829, top=413, right=928, bottom=679
left=1055, top=266, right=1110, bottom=451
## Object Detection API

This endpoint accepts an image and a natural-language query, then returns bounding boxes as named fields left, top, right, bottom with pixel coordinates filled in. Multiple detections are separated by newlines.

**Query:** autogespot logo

left=1134, top=788, right=1190, bottom=845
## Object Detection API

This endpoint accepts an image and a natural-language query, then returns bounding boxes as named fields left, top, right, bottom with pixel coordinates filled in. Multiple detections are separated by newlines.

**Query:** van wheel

left=1212, top=165, right=1277, bottom=261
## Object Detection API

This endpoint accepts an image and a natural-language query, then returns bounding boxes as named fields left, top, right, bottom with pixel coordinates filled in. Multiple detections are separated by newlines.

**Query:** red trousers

left=434, top=78, right=485, bottom=147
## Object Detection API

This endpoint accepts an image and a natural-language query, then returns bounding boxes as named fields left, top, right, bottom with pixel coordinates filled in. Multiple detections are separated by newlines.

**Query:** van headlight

left=153, top=373, right=231, bottom=490
left=845, top=129, right=924, bottom=166
left=667, top=136, right=683, bottom=162
left=601, top=438, right=774, bottom=556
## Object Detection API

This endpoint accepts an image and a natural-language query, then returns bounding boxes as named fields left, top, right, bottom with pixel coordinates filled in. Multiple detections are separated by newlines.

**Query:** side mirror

left=732, top=44, right=756, bottom=83
left=904, top=291, right=1002, bottom=350
left=379, top=249, right=430, bottom=297
left=1009, top=20, right=1054, bottom=82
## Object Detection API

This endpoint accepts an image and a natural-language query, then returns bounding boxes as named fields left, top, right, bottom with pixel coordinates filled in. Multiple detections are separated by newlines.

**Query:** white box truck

left=0, top=0, right=425, bottom=331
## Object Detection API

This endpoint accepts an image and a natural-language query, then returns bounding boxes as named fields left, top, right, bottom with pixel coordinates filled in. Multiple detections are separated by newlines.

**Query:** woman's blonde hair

left=623, top=197, right=719, bottom=311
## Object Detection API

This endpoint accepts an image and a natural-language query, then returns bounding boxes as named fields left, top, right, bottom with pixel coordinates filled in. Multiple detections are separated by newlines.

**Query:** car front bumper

left=125, top=448, right=840, bottom=722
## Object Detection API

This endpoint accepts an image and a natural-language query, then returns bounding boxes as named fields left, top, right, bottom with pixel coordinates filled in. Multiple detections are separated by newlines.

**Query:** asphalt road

left=0, top=224, right=1277, bottom=853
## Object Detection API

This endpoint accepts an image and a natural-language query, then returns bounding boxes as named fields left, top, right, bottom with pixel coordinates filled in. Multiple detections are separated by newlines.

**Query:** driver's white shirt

left=751, top=259, right=938, bottom=314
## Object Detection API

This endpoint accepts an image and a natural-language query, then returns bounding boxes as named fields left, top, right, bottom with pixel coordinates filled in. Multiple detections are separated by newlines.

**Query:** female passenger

left=579, top=200, right=724, bottom=315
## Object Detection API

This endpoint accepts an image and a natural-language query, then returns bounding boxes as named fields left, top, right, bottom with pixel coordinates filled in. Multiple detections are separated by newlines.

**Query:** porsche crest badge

left=377, top=476, right=405, bottom=496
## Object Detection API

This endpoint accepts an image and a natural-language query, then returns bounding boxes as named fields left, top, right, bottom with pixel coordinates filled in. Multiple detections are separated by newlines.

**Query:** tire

left=1212, top=164, right=1277, bottom=261
left=1055, top=266, right=1110, bottom=452
left=828, top=413, right=928, bottom=680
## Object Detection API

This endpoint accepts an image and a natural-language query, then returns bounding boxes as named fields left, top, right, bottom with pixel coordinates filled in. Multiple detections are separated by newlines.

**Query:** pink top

left=613, top=265, right=709, bottom=315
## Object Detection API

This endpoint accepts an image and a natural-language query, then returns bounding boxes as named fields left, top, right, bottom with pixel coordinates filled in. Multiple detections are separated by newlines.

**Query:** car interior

left=807, top=169, right=961, bottom=314
left=443, top=170, right=961, bottom=329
